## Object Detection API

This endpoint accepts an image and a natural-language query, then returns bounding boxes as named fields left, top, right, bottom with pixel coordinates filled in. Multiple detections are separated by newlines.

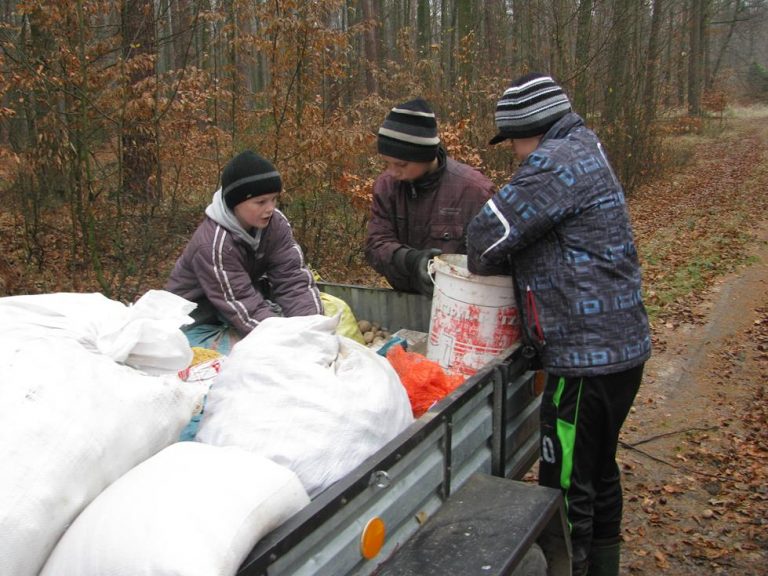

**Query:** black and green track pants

left=538, top=364, right=644, bottom=567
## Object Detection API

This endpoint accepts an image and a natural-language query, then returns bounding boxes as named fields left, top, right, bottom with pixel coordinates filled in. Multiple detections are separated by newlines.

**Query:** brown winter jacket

left=364, top=149, right=495, bottom=292
left=165, top=196, right=322, bottom=336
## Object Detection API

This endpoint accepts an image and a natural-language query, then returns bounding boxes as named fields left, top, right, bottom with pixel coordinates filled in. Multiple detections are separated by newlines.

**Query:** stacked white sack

left=41, top=442, right=309, bottom=576
left=196, top=313, right=414, bottom=498
left=0, top=289, right=194, bottom=373
left=0, top=290, right=205, bottom=576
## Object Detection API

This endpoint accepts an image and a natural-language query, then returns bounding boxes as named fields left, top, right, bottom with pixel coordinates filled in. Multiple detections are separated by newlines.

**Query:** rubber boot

left=572, top=559, right=589, bottom=576
left=571, top=543, right=590, bottom=576
left=587, top=536, right=621, bottom=576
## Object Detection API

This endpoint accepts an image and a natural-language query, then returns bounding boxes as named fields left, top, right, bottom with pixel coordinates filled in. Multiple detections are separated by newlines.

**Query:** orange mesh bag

left=386, top=345, right=464, bottom=418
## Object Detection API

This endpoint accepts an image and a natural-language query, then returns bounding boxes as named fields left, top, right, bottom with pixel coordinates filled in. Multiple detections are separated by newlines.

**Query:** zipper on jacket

left=525, top=285, right=546, bottom=346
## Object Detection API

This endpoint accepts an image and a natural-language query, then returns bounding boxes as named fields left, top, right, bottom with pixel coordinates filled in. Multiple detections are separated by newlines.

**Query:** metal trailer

left=236, top=284, right=571, bottom=576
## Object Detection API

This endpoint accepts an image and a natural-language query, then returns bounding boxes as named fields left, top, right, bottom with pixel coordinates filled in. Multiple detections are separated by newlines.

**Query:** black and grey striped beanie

left=489, top=73, right=572, bottom=144
left=377, top=98, right=440, bottom=162
left=221, top=150, right=283, bottom=210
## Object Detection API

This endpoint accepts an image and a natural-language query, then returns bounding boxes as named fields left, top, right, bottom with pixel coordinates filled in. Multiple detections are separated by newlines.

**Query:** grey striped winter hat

left=221, top=150, right=283, bottom=210
left=377, top=98, right=440, bottom=162
left=489, top=73, right=572, bottom=144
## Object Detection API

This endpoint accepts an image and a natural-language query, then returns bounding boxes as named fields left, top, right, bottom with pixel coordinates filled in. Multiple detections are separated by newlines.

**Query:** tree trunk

left=171, top=0, right=194, bottom=70
left=440, top=0, right=452, bottom=89
left=235, top=1, right=258, bottom=110
left=707, top=0, right=742, bottom=88
left=573, top=0, right=593, bottom=114
left=449, top=0, right=458, bottom=85
left=360, top=0, right=380, bottom=95
left=604, top=0, right=631, bottom=125
left=663, top=3, right=674, bottom=107
left=643, top=0, right=664, bottom=122
left=0, top=0, right=16, bottom=145
left=688, top=0, right=704, bottom=115
left=121, top=0, right=160, bottom=202
left=512, top=0, right=533, bottom=73
left=677, top=1, right=687, bottom=106
left=703, top=0, right=711, bottom=90
left=456, top=0, right=473, bottom=82
left=417, top=0, right=430, bottom=57
left=157, top=0, right=173, bottom=72
left=550, top=0, right=570, bottom=82
left=482, top=0, right=503, bottom=72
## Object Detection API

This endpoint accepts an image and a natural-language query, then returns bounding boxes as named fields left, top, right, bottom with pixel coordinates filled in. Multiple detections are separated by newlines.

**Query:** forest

left=1, top=0, right=767, bottom=300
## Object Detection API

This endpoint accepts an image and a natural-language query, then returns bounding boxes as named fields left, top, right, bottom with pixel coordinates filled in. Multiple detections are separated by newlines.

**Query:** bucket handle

left=427, top=258, right=438, bottom=287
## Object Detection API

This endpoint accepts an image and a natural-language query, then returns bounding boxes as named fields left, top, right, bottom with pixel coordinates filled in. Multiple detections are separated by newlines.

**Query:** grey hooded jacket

left=165, top=189, right=322, bottom=336
left=467, top=112, right=651, bottom=376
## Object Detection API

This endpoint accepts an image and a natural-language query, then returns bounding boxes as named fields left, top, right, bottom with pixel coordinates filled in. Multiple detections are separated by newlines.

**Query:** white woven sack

left=0, top=338, right=206, bottom=576
left=0, top=290, right=194, bottom=373
left=196, top=314, right=413, bottom=497
left=41, top=442, right=309, bottom=576
left=0, top=291, right=125, bottom=346
left=96, top=289, right=195, bottom=373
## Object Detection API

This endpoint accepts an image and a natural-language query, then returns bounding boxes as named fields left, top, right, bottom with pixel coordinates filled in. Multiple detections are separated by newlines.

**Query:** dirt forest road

left=618, top=107, right=768, bottom=575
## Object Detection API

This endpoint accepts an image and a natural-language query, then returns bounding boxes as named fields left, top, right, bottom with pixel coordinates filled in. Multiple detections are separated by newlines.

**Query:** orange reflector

left=360, top=516, right=386, bottom=559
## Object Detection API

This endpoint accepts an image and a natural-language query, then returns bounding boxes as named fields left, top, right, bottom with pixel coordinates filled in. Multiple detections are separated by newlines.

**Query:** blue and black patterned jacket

left=467, top=112, right=651, bottom=377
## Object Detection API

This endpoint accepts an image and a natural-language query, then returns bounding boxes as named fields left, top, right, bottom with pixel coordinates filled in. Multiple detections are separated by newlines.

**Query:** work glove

left=398, top=247, right=442, bottom=296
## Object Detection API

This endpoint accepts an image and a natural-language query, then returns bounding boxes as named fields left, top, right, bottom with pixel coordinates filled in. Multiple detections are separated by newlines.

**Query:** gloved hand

left=403, top=248, right=442, bottom=296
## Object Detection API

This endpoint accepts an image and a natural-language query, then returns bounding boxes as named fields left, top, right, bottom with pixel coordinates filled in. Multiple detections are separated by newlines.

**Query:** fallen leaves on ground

left=621, top=111, right=768, bottom=575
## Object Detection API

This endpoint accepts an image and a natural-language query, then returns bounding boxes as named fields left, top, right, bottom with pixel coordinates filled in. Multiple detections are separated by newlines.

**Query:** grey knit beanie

left=489, top=73, right=572, bottom=144
left=221, top=150, right=282, bottom=210
left=377, top=98, right=440, bottom=162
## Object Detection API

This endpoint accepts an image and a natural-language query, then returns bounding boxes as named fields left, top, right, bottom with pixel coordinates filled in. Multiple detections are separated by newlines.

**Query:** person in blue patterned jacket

left=466, top=73, right=651, bottom=576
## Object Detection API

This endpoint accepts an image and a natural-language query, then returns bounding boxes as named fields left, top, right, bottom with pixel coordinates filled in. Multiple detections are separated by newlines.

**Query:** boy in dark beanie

left=165, top=150, right=322, bottom=353
left=364, top=98, right=495, bottom=296
left=467, top=73, right=651, bottom=576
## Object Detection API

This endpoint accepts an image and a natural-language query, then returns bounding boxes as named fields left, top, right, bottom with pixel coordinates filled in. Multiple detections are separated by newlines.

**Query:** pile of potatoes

left=357, top=320, right=391, bottom=348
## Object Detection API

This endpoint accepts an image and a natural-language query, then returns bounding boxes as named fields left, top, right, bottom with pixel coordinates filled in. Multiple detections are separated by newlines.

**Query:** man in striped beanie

left=467, top=73, right=651, bottom=576
left=488, top=72, right=573, bottom=159
left=365, top=98, right=495, bottom=296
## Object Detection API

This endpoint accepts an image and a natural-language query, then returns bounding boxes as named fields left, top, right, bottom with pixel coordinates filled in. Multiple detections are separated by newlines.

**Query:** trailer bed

left=236, top=284, right=543, bottom=576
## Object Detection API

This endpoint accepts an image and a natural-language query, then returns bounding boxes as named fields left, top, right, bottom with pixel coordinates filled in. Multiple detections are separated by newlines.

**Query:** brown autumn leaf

left=662, top=484, right=683, bottom=494
left=653, top=550, right=669, bottom=569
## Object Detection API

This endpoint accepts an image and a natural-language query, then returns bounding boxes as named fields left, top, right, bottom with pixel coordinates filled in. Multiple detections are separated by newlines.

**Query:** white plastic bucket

left=426, top=254, right=520, bottom=376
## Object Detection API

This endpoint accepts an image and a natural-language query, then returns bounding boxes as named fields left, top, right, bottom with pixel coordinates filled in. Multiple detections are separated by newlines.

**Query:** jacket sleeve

left=265, top=212, right=324, bottom=317
left=467, top=162, right=576, bottom=274
left=189, top=229, right=276, bottom=336
left=364, top=176, right=414, bottom=291
left=460, top=171, right=497, bottom=253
